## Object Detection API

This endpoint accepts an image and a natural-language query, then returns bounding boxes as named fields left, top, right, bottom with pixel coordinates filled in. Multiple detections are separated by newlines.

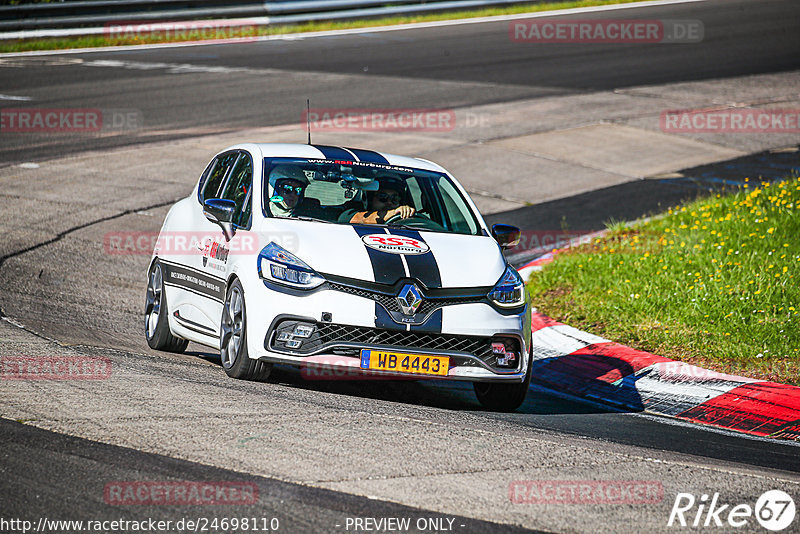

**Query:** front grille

left=315, top=323, right=493, bottom=360
left=328, top=282, right=486, bottom=316
left=267, top=320, right=521, bottom=371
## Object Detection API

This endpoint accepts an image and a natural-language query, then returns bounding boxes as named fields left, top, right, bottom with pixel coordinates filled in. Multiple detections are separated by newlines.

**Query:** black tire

left=220, top=279, right=272, bottom=380
left=145, top=261, right=189, bottom=353
left=473, top=355, right=532, bottom=412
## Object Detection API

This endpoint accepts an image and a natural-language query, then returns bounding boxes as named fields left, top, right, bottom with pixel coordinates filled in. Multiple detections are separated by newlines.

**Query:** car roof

left=225, top=143, right=449, bottom=174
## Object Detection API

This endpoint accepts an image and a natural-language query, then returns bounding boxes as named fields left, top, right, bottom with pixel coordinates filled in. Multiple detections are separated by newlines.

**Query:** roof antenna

left=306, top=99, right=312, bottom=145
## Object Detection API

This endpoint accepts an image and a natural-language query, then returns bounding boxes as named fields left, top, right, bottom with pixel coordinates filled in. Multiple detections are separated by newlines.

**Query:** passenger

left=341, top=176, right=416, bottom=224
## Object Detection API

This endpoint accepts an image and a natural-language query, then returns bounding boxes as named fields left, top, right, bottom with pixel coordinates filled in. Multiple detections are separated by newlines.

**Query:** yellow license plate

left=360, top=349, right=449, bottom=376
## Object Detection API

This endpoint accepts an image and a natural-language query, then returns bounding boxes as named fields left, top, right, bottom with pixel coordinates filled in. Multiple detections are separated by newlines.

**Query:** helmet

left=268, top=164, right=309, bottom=216
left=269, top=164, right=309, bottom=190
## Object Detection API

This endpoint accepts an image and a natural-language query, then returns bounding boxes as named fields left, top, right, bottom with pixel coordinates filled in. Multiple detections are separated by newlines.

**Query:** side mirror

left=203, top=198, right=236, bottom=241
left=492, top=224, right=521, bottom=250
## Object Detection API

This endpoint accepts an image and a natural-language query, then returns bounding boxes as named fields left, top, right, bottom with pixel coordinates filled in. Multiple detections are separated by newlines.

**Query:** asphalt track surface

left=0, top=419, right=534, bottom=533
left=0, top=0, right=798, bottom=164
left=2, top=0, right=800, bottom=532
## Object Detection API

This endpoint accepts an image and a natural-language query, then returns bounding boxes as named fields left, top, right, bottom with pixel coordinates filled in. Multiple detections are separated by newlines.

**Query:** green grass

left=0, top=0, right=649, bottom=53
left=527, top=174, right=800, bottom=385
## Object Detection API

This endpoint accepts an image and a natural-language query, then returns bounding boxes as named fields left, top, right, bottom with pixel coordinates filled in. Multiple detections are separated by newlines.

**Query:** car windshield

left=262, top=157, right=481, bottom=235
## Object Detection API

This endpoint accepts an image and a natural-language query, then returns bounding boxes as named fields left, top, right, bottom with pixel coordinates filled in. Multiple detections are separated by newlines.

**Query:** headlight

left=488, top=265, right=525, bottom=308
left=258, top=242, right=324, bottom=289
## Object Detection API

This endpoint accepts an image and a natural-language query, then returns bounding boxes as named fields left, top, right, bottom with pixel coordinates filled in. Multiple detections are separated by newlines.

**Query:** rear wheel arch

left=144, top=259, right=188, bottom=353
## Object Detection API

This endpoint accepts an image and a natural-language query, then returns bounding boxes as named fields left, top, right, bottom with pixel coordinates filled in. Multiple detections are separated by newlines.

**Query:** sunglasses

left=376, top=192, right=401, bottom=204
left=277, top=183, right=305, bottom=195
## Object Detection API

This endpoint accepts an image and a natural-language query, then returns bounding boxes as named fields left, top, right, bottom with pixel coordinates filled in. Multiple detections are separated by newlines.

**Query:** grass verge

left=1, top=0, right=648, bottom=53
left=526, top=174, right=800, bottom=385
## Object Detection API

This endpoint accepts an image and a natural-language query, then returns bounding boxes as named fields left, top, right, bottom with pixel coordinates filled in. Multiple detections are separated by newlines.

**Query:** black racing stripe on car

left=159, top=260, right=225, bottom=303
left=386, top=228, right=442, bottom=289
left=346, top=148, right=389, bottom=164
left=354, top=226, right=407, bottom=285
left=163, top=283, right=222, bottom=304
left=173, top=313, right=217, bottom=338
left=173, top=310, right=216, bottom=335
left=375, top=301, right=404, bottom=331
left=408, top=308, right=442, bottom=333
left=314, top=145, right=355, bottom=161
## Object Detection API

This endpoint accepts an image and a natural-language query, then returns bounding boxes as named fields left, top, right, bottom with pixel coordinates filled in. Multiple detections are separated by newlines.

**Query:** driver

left=342, top=175, right=416, bottom=224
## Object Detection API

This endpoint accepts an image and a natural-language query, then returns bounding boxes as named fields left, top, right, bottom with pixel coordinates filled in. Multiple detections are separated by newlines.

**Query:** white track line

left=0, top=94, right=33, bottom=101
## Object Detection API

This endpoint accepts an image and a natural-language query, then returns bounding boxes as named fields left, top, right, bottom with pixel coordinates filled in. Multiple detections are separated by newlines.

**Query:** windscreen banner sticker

left=305, top=158, right=413, bottom=173
left=361, top=234, right=430, bottom=255
left=161, top=262, right=225, bottom=302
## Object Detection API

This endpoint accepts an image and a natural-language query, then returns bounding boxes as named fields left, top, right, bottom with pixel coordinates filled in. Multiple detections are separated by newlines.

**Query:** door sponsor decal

left=160, top=261, right=225, bottom=302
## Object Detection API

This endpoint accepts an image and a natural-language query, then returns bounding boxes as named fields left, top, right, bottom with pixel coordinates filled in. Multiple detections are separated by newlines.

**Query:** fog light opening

left=275, top=321, right=317, bottom=350
left=293, top=324, right=315, bottom=338
left=491, top=338, right=519, bottom=368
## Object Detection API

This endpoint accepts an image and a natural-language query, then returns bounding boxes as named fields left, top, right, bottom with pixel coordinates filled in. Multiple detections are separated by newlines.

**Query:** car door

left=199, top=151, right=253, bottom=278
left=168, top=151, right=239, bottom=342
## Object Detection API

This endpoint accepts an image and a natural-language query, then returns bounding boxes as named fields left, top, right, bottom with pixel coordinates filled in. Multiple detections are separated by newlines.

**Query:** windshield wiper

left=294, top=216, right=333, bottom=224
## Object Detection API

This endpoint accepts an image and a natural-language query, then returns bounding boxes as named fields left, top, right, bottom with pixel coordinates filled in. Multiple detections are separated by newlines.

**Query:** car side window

left=200, top=152, right=238, bottom=203
left=220, top=153, right=253, bottom=228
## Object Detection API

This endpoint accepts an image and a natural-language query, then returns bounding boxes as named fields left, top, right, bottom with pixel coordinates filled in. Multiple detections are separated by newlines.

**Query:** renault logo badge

left=397, top=284, right=423, bottom=316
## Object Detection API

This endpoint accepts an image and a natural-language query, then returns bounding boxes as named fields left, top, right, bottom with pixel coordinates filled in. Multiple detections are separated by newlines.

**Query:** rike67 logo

left=668, top=490, right=795, bottom=531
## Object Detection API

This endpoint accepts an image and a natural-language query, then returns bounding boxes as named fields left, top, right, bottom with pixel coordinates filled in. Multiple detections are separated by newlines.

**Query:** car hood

left=255, top=219, right=506, bottom=289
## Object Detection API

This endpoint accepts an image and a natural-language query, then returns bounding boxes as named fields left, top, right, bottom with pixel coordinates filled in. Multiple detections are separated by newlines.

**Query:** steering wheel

left=385, top=211, right=444, bottom=231
left=384, top=212, right=404, bottom=224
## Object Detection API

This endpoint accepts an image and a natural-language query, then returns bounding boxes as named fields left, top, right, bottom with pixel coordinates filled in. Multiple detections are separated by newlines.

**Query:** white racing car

left=145, top=143, right=532, bottom=411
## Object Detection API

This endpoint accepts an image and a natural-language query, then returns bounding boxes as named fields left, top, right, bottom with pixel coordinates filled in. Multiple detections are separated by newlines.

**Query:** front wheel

left=220, top=279, right=271, bottom=380
left=473, top=357, right=532, bottom=412
left=145, top=261, right=188, bottom=353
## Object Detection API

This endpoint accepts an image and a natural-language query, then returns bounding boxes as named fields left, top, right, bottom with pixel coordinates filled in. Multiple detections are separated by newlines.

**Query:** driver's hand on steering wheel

left=386, top=205, right=415, bottom=220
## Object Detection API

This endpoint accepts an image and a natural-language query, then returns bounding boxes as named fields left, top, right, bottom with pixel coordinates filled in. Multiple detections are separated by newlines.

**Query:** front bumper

left=245, top=278, right=530, bottom=382
left=256, top=315, right=529, bottom=382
